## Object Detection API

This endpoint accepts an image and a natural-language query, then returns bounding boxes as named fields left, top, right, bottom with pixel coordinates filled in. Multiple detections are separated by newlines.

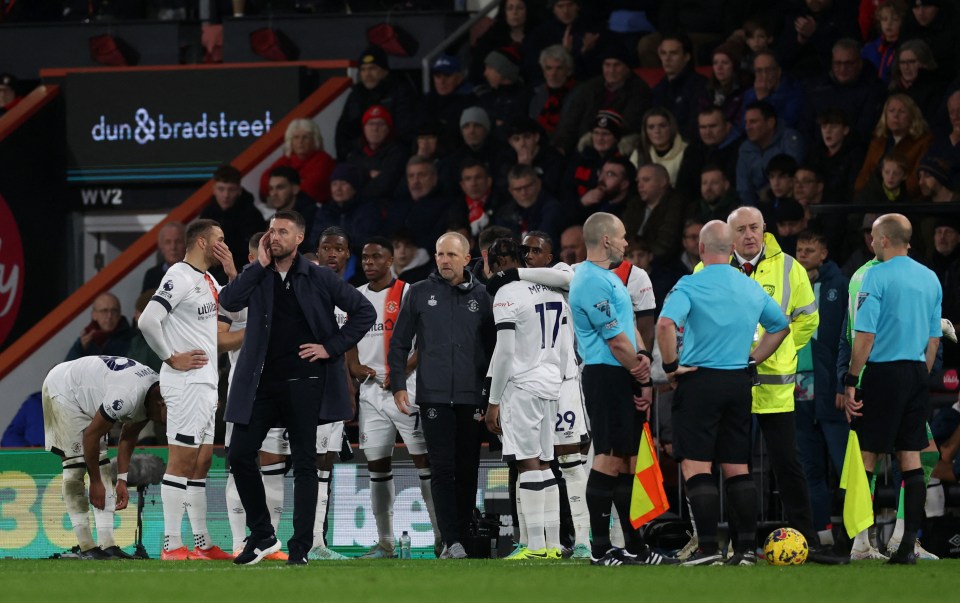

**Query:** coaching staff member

left=220, top=210, right=375, bottom=566
left=388, top=232, right=494, bottom=559
left=568, top=212, right=663, bottom=566
left=844, top=213, right=941, bottom=565
left=658, top=220, right=790, bottom=566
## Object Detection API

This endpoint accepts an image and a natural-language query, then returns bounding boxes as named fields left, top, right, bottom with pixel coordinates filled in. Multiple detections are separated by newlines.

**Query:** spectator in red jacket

left=258, top=118, right=335, bottom=204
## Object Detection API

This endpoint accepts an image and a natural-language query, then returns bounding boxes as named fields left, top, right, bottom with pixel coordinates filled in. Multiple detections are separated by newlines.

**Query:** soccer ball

left=763, top=527, right=808, bottom=565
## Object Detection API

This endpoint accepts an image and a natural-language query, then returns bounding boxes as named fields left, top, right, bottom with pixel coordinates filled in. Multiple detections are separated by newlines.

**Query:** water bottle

left=399, top=531, right=411, bottom=559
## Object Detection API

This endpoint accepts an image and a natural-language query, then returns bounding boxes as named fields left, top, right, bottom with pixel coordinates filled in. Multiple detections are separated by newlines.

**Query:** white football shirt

left=355, top=281, right=417, bottom=393
left=46, top=356, right=157, bottom=423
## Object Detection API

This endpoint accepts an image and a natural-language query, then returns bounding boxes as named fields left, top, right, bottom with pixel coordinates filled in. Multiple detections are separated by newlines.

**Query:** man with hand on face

left=219, top=211, right=375, bottom=566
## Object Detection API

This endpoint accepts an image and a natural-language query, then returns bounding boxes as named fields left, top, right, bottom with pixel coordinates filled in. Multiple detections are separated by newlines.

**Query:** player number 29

left=555, top=411, right=575, bottom=432
left=535, top=302, right=563, bottom=349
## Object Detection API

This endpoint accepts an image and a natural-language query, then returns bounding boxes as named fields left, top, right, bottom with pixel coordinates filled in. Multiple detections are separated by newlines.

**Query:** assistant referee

left=657, top=220, right=790, bottom=566
left=844, top=213, right=941, bottom=565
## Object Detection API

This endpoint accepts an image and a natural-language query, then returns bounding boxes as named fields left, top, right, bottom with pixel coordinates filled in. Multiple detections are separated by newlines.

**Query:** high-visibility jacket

left=694, top=232, right=819, bottom=413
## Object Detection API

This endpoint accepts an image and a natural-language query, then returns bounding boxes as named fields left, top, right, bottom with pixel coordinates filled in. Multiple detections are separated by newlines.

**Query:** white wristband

left=117, top=472, right=128, bottom=482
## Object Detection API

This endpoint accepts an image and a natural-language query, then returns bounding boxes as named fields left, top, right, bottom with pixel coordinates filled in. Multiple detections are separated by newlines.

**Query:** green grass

left=2, top=559, right=957, bottom=603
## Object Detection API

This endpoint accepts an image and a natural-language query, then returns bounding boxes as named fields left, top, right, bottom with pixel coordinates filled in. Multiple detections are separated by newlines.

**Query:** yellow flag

left=629, top=423, right=670, bottom=529
left=839, top=431, right=874, bottom=538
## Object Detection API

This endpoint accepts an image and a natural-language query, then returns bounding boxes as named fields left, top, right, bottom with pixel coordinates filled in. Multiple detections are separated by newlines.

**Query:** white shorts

left=553, top=377, right=589, bottom=446
left=224, top=423, right=290, bottom=456
left=358, top=381, right=426, bottom=457
left=316, top=421, right=344, bottom=454
left=42, top=383, right=105, bottom=458
left=501, top=381, right=557, bottom=463
left=162, top=379, right=217, bottom=448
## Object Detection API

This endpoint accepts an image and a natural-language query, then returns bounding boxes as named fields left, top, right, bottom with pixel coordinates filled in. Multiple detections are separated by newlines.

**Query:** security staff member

left=844, top=213, right=942, bottom=565
left=658, top=220, right=790, bottom=566
left=724, top=207, right=845, bottom=564
left=388, top=232, right=494, bottom=559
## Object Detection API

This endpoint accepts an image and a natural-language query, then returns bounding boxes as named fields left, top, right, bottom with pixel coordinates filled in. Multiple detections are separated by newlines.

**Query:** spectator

left=778, top=0, right=859, bottom=79
left=630, top=107, right=701, bottom=200
left=477, top=47, right=531, bottom=133
left=668, top=218, right=705, bottom=277
left=738, top=18, right=775, bottom=75
left=808, top=108, right=864, bottom=202
left=634, top=163, right=684, bottom=261
left=691, top=106, right=742, bottom=182
left=258, top=119, right=335, bottom=204
left=141, top=222, right=185, bottom=294
left=471, top=0, right=535, bottom=86
left=414, top=121, right=446, bottom=162
left=758, top=153, right=799, bottom=224
left=388, top=156, right=465, bottom=251
left=559, top=224, right=587, bottom=265
left=794, top=163, right=846, bottom=252
left=652, top=32, right=708, bottom=138
left=928, top=90, right=960, bottom=180
left=0, top=73, right=21, bottom=117
left=686, top=164, right=740, bottom=224
left=523, top=0, right=599, bottom=86
left=496, top=117, right=565, bottom=198
left=917, top=155, right=959, bottom=256
left=494, top=164, right=563, bottom=243
left=553, top=42, right=652, bottom=154
left=698, top=42, right=747, bottom=128
left=1, top=391, right=43, bottom=447
left=346, top=105, right=408, bottom=202
left=264, top=166, right=317, bottom=252
left=888, top=39, right=945, bottom=125
left=861, top=0, right=906, bottom=82
left=574, top=156, right=642, bottom=228
left=419, top=55, right=476, bottom=150
left=855, top=93, right=932, bottom=198
left=807, top=38, right=886, bottom=145
left=841, top=213, right=880, bottom=277
left=655, top=1, right=751, bottom=64
left=65, top=292, right=133, bottom=361
left=928, top=218, right=960, bottom=286
left=736, top=101, right=806, bottom=206
left=459, top=159, right=501, bottom=238
left=740, top=52, right=807, bottom=131
left=902, top=0, right=958, bottom=76
left=335, top=45, right=418, bottom=158
left=530, top=45, right=577, bottom=137
left=560, top=109, right=624, bottom=211
left=856, top=152, right=911, bottom=206
left=126, top=290, right=163, bottom=373
left=439, top=107, right=503, bottom=196
left=773, top=198, right=808, bottom=255
left=793, top=229, right=850, bottom=542
left=309, top=163, right=382, bottom=256
left=390, top=230, right=433, bottom=284
left=200, top=164, right=266, bottom=274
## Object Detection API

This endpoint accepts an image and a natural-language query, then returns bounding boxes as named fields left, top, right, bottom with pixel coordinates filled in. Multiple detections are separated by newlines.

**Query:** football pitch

left=1, top=559, right=956, bottom=602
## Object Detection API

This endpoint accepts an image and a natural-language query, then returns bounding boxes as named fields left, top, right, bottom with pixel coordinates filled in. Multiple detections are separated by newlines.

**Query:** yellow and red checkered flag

left=629, top=422, right=670, bottom=529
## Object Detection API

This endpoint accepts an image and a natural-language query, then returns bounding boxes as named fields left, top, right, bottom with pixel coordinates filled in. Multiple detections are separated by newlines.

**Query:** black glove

left=486, top=268, right=520, bottom=296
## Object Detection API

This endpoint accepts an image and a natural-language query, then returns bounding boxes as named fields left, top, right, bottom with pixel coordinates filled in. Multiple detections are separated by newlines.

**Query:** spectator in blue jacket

left=310, top=163, right=382, bottom=256
left=494, top=164, right=562, bottom=244
left=739, top=52, right=807, bottom=131
left=736, top=101, right=806, bottom=205
left=794, top=230, right=849, bottom=541
left=1, top=391, right=43, bottom=447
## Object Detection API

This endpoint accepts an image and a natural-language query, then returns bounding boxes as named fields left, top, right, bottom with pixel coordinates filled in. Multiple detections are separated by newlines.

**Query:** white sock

left=558, top=454, right=589, bottom=546
left=225, top=471, right=247, bottom=552
left=686, top=496, right=698, bottom=538
left=852, top=528, right=871, bottom=551
left=161, top=474, right=187, bottom=551
left=518, top=471, right=546, bottom=551
left=890, top=518, right=905, bottom=546
left=926, top=477, right=945, bottom=518
left=261, top=463, right=286, bottom=535
left=610, top=505, right=625, bottom=548
left=62, top=462, right=95, bottom=551
left=417, top=467, right=439, bottom=544
left=516, top=483, right=528, bottom=545
left=314, top=470, right=331, bottom=547
left=186, top=478, right=211, bottom=549
left=93, top=459, right=116, bottom=548
left=370, top=471, right=396, bottom=549
left=542, top=468, right=561, bottom=551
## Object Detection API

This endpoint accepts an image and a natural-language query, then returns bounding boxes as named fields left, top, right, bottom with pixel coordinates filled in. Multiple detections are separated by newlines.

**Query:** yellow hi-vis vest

left=694, top=232, right=819, bottom=413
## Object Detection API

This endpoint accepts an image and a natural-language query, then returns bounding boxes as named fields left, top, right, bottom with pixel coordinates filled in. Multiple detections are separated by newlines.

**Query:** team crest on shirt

left=386, top=301, right=399, bottom=313
left=827, top=289, right=838, bottom=302
left=428, top=295, right=437, bottom=307
left=763, top=285, right=775, bottom=297
left=467, top=300, right=480, bottom=312
left=360, top=432, right=368, bottom=443
left=426, top=408, right=438, bottom=419
left=594, top=299, right=610, bottom=317
left=163, top=280, right=174, bottom=291
left=71, top=442, right=82, bottom=454
left=857, top=292, right=869, bottom=309
left=112, top=399, right=123, bottom=411
left=320, top=436, right=329, bottom=449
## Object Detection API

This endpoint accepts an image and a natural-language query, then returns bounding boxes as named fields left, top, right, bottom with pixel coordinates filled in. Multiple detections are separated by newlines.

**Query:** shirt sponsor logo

left=197, top=301, right=217, bottom=316
left=493, top=301, right=514, bottom=308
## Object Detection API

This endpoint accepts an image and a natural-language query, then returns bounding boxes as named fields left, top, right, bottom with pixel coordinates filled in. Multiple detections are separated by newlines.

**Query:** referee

left=844, top=213, right=941, bottom=565
left=657, top=220, right=790, bottom=566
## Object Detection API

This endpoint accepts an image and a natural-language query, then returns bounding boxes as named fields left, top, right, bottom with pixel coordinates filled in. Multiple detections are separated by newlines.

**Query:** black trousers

left=227, top=377, right=323, bottom=555
left=420, top=403, right=483, bottom=547
left=757, top=411, right=817, bottom=544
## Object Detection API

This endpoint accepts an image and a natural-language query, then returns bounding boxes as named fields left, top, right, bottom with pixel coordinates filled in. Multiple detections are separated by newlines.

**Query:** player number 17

left=535, top=301, right=563, bottom=349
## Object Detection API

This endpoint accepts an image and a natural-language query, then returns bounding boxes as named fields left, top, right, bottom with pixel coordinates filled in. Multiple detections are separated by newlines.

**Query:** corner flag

left=630, top=423, right=670, bottom=529
left=839, top=431, right=874, bottom=538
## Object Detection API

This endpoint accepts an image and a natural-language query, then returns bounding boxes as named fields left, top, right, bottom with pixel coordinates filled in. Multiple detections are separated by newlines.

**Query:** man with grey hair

left=389, top=156, right=466, bottom=251
left=388, top=232, right=495, bottom=559
left=143, top=222, right=186, bottom=293
left=530, top=45, right=576, bottom=137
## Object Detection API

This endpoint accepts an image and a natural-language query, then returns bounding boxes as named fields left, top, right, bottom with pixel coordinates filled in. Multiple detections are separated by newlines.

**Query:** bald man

left=658, top=220, right=790, bottom=565
left=844, top=214, right=942, bottom=565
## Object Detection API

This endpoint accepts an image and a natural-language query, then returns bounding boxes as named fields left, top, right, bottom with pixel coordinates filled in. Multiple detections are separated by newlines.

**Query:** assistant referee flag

left=630, top=423, right=670, bottom=528
left=839, top=431, right=874, bottom=538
